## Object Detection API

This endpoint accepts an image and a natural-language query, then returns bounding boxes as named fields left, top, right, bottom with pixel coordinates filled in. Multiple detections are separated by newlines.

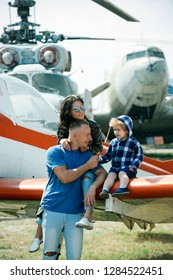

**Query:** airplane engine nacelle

left=0, top=47, right=19, bottom=70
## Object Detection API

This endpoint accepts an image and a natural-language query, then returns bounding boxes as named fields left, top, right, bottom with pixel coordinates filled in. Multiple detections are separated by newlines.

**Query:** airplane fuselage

left=94, top=46, right=173, bottom=142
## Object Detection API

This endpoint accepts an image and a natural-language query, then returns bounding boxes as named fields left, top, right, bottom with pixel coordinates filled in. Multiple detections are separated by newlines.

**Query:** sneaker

left=75, top=217, right=93, bottom=230
left=112, top=187, right=129, bottom=196
left=29, top=238, right=43, bottom=253
left=99, top=189, right=109, bottom=200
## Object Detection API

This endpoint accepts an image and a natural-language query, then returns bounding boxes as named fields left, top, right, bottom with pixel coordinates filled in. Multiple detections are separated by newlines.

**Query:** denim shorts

left=109, top=167, right=137, bottom=179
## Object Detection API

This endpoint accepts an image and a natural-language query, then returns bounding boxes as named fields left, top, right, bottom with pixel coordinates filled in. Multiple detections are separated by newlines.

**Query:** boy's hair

left=109, top=118, right=127, bottom=131
left=69, top=119, right=89, bottom=131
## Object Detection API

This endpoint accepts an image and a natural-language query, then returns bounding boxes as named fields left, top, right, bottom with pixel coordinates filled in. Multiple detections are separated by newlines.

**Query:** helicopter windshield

left=32, top=73, right=76, bottom=96
left=5, top=76, right=58, bottom=132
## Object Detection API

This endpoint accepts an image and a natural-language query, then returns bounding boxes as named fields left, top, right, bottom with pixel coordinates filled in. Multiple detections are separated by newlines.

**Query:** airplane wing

left=1, top=154, right=173, bottom=231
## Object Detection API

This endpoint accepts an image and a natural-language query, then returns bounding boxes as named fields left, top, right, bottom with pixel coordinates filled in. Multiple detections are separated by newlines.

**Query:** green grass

left=0, top=218, right=173, bottom=260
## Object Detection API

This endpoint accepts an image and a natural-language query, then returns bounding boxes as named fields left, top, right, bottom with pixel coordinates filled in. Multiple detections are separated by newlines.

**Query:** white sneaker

left=29, top=238, right=43, bottom=253
left=75, top=217, right=93, bottom=230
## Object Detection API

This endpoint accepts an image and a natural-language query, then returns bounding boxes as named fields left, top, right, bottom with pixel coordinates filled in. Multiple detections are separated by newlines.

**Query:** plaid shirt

left=57, top=118, right=103, bottom=154
left=100, top=136, right=143, bottom=171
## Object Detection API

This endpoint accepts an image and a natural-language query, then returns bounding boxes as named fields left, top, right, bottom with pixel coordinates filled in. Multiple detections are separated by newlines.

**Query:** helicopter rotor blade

left=62, top=36, right=115, bottom=41
left=91, top=0, right=139, bottom=22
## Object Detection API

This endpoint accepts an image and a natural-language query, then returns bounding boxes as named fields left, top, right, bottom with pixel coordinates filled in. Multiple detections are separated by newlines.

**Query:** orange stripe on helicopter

left=0, top=114, right=57, bottom=150
left=1, top=114, right=173, bottom=175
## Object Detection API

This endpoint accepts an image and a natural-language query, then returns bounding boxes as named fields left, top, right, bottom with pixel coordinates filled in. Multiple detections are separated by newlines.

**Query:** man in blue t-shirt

left=41, top=119, right=107, bottom=260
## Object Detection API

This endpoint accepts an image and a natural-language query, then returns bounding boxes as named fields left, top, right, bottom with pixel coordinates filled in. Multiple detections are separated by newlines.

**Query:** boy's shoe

left=112, top=187, right=129, bottom=196
left=29, top=238, right=43, bottom=253
left=75, top=217, right=93, bottom=230
left=99, top=189, right=109, bottom=200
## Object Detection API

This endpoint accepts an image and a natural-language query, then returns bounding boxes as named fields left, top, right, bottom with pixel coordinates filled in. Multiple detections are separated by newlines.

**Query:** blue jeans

left=82, top=171, right=95, bottom=210
left=42, top=210, right=83, bottom=260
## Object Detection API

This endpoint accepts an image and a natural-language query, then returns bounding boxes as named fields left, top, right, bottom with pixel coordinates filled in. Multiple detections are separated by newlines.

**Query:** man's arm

left=84, top=168, right=107, bottom=208
left=53, top=155, right=99, bottom=184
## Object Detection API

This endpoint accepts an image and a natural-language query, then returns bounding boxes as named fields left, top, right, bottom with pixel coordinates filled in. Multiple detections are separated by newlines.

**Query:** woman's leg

left=75, top=171, right=95, bottom=229
left=29, top=218, right=43, bottom=253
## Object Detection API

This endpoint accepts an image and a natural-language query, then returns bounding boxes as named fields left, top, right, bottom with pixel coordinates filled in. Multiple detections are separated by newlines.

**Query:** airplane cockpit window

left=6, top=77, right=58, bottom=131
left=126, top=51, right=146, bottom=61
left=125, top=48, right=165, bottom=62
left=10, top=74, right=29, bottom=84
left=148, top=48, right=165, bottom=59
left=32, top=73, right=76, bottom=97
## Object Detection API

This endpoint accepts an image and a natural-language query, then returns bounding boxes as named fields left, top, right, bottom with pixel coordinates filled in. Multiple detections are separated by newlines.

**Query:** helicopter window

left=10, top=74, right=29, bottom=83
left=32, top=73, right=76, bottom=97
left=6, top=77, right=58, bottom=131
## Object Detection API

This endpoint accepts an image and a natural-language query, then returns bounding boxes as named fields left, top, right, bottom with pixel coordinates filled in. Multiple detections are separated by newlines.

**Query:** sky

left=0, top=0, right=173, bottom=91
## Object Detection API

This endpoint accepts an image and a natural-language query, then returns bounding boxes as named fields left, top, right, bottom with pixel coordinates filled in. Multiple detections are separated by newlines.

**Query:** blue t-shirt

left=41, top=145, right=102, bottom=214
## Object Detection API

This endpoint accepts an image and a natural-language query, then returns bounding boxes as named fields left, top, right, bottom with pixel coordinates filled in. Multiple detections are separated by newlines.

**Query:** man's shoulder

left=47, top=144, right=62, bottom=154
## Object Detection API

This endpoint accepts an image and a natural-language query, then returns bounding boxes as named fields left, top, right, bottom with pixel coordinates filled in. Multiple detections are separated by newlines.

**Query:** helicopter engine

left=0, top=44, right=72, bottom=73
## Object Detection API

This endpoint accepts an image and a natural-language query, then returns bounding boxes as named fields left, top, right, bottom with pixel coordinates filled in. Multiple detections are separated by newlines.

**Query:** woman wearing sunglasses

left=29, top=95, right=103, bottom=253
left=58, top=95, right=103, bottom=155
left=57, top=95, right=103, bottom=228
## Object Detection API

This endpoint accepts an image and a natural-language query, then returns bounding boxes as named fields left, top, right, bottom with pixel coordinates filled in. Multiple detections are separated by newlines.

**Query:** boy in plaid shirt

left=99, top=115, right=143, bottom=199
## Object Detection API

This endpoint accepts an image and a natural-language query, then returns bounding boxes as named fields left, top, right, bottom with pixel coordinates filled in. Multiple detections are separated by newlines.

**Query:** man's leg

left=42, top=210, right=64, bottom=260
left=64, top=213, right=83, bottom=260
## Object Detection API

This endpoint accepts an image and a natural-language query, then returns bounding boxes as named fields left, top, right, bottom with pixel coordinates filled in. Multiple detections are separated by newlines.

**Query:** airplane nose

left=136, top=60, right=167, bottom=84
left=147, top=64, right=154, bottom=71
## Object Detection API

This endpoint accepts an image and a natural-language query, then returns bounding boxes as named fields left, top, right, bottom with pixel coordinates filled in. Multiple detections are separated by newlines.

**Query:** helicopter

left=0, top=0, right=118, bottom=114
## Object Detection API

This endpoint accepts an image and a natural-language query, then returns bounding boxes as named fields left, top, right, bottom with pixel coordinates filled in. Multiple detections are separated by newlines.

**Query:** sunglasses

left=72, top=105, right=86, bottom=112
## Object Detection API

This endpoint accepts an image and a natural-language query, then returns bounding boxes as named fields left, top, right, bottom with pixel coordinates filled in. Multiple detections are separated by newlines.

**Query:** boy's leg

left=100, top=172, right=117, bottom=199
left=112, top=171, right=129, bottom=195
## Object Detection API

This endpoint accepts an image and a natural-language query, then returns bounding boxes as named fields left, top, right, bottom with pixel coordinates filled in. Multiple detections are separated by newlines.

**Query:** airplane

left=1, top=0, right=173, bottom=232
left=92, top=44, right=173, bottom=144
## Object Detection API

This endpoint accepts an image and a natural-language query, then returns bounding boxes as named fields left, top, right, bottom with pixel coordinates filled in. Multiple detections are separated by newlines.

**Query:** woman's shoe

left=75, top=217, right=93, bottom=230
left=29, top=238, right=43, bottom=253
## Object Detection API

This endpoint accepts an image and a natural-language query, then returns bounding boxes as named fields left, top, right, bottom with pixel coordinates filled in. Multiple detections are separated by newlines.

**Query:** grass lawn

left=0, top=217, right=173, bottom=260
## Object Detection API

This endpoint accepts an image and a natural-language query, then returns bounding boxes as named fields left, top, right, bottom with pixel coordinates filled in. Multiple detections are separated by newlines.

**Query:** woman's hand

left=61, top=139, right=71, bottom=150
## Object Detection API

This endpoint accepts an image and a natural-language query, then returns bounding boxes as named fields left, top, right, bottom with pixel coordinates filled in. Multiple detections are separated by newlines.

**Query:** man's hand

left=86, top=156, right=99, bottom=169
left=129, top=167, right=134, bottom=172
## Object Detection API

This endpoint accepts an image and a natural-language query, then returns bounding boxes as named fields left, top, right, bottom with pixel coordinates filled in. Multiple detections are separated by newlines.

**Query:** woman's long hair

left=59, top=95, right=84, bottom=127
